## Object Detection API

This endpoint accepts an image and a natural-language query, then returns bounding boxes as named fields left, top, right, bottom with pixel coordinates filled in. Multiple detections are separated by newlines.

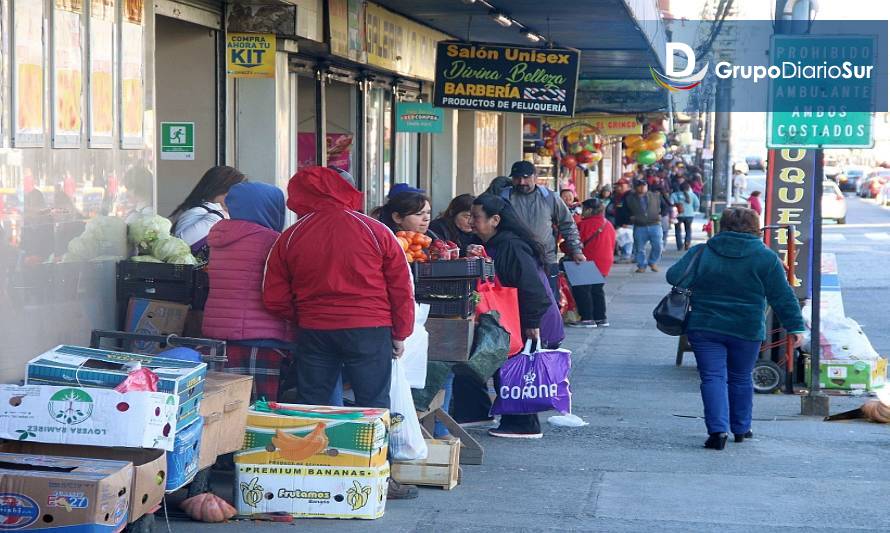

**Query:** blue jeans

left=434, top=373, right=455, bottom=438
left=688, top=330, right=762, bottom=435
left=633, top=224, right=663, bottom=269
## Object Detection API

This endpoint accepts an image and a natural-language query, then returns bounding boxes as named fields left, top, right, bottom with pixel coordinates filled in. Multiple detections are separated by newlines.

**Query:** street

left=173, top=198, right=890, bottom=533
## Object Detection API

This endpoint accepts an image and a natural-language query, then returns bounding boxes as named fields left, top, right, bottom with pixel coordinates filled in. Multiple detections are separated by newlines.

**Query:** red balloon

left=546, top=128, right=559, bottom=139
left=563, top=155, right=578, bottom=170
left=576, top=150, right=593, bottom=164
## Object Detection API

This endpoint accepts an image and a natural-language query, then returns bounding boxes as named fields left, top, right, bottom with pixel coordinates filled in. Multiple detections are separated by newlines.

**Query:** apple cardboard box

left=0, top=385, right=178, bottom=451
left=125, top=298, right=189, bottom=354
left=0, top=453, right=132, bottom=531
left=0, top=442, right=165, bottom=524
left=197, top=373, right=252, bottom=470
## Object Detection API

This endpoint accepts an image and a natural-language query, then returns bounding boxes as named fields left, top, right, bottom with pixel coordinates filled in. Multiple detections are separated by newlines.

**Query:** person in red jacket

left=202, top=182, right=293, bottom=400
left=262, top=166, right=414, bottom=411
left=568, top=198, right=617, bottom=328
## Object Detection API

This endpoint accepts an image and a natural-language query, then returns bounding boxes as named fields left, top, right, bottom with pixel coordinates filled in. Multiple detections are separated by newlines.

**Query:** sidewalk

left=186, top=227, right=888, bottom=532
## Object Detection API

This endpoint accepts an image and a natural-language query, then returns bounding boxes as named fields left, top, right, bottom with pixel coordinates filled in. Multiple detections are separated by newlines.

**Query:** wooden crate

left=426, top=317, right=474, bottom=361
left=391, top=439, right=461, bottom=490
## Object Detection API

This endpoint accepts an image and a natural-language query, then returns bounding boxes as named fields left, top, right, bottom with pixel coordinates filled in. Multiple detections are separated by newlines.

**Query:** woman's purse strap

left=675, top=245, right=706, bottom=289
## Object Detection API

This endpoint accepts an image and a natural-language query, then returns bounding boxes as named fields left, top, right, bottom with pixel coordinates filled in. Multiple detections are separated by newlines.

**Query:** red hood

left=287, top=166, right=364, bottom=216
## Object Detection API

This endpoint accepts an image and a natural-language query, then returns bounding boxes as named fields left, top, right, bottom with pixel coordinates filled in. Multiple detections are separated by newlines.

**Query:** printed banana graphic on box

left=345, top=480, right=372, bottom=511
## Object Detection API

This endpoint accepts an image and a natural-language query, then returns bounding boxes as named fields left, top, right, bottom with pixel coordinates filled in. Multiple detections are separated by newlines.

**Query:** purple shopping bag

left=491, top=341, right=572, bottom=415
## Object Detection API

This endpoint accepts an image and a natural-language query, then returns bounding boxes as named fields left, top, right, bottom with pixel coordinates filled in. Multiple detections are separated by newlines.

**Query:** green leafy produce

left=128, top=215, right=172, bottom=251
left=64, top=215, right=127, bottom=261
left=151, top=236, right=191, bottom=262
left=129, top=255, right=163, bottom=263
left=167, top=253, right=198, bottom=265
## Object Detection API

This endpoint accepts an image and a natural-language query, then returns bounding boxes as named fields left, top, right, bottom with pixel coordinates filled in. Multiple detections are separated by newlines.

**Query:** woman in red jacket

left=202, top=182, right=293, bottom=400
left=568, top=198, right=617, bottom=328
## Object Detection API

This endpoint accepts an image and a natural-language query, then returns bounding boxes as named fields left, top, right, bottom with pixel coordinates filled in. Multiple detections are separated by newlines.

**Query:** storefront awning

left=371, top=0, right=670, bottom=112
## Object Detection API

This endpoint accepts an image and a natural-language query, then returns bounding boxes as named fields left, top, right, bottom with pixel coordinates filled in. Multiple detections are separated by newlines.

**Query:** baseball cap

left=509, top=160, right=536, bottom=178
left=388, top=183, right=425, bottom=198
left=633, top=178, right=648, bottom=188
left=582, top=198, right=603, bottom=211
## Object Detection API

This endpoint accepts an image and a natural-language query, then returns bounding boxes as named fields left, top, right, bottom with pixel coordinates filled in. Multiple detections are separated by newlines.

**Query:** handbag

left=652, top=246, right=706, bottom=336
left=490, top=340, right=572, bottom=416
left=476, top=279, right=523, bottom=356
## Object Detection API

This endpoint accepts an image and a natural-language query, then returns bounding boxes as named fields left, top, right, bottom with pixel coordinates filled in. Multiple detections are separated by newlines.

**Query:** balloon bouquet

left=622, top=123, right=669, bottom=168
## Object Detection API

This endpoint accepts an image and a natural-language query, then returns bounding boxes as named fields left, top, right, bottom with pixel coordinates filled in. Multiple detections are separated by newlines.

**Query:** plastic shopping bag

left=389, top=359, right=428, bottom=461
left=453, top=312, right=510, bottom=384
left=616, top=226, right=633, bottom=247
left=402, top=303, right=430, bottom=389
left=476, top=279, right=523, bottom=356
left=491, top=341, right=572, bottom=416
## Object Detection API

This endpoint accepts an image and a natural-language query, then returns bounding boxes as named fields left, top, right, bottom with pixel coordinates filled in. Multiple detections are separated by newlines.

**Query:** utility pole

left=772, top=0, right=829, bottom=416
left=712, top=77, right=732, bottom=210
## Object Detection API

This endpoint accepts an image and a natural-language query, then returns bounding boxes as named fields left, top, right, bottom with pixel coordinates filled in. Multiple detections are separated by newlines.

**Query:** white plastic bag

left=389, top=359, right=428, bottom=461
left=616, top=227, right=633, bottom=247
left=820, top=316, right=880, bottom=360
left=401, top=303, right=430, bottom=389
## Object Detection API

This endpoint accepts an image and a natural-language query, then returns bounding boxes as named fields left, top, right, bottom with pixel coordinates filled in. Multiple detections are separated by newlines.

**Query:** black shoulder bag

left=652, top=246, right=706, bottom=336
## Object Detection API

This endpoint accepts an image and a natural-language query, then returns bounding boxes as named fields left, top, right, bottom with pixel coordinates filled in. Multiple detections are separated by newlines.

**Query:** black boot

left=734, top=430, right=754, bottom=443
left=704, top=433, right=728, bottom=450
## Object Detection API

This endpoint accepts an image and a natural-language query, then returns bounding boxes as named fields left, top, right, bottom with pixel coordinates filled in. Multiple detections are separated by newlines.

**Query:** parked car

left=838, top=167, right=866, bottom=193
left=822, top=181, right=847, bottom=224
left=858, top=171, right=890, bottom=198
left=745, top=156, right=765, bottom=171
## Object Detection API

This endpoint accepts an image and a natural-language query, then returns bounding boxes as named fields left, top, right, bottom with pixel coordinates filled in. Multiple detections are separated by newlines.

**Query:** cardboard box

left=426, top=317, right=474, bottom=361
left=197, top=373, right=252, bottom=470
left=234, top=462, right=388, bottom=520
left=235, top=404, right=389, bottom=468
left=124, top=298, right=189, bottom=354
left=166, top=417, right=203, bottom=492
left=819, top=358, right=887, bottom=391
left=0, top=453, right=132, bottom=532
left=392, top=438, right=460, bottom=490
left=26, top=345, right=206, bottom=427
left=0, top=442, right=166, bottom=524
left=0, top=385, right=178, bottom=451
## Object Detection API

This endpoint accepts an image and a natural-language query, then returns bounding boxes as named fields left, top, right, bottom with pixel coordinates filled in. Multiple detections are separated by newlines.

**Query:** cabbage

left=65, top=235, right=99, bottom=261
left=151, top=236, right=191, bottom=262
left=129, top=255, right=163, bottom=263
left=128, top=215, right=173, bottom=251
left=167, top=253, right=198, bottom=265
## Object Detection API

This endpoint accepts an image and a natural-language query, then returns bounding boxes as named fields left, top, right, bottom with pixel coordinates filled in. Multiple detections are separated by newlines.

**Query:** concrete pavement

left=172, top=217, right=889, bottom=533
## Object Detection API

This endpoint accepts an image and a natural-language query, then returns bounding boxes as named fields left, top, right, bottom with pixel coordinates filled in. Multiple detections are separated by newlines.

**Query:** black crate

left=414, top=278, right=476, bottom=300
left=418, top=295, right=476, bottom=319
left=413, top=258, right=495, bottom=280
left=117, top=260, right=198, bottom=283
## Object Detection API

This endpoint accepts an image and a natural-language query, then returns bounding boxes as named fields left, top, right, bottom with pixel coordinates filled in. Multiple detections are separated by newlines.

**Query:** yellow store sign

left=365, top=3, right=448, bottom=81
left=546, top=115, right=642, bottom=136
left=226, top=33, right=276, bottom=78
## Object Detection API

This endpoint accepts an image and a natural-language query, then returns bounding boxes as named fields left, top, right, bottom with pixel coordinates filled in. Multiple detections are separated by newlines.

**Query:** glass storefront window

left=396, top=131, right=418, bottom=186
left=474, top=112, right=500, bottom=194
left=382, top=96, right=392, bottom=197
left=365, top=88, right=383, bottom=210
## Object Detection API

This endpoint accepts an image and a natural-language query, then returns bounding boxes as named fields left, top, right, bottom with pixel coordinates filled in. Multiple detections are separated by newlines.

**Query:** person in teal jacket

left=666, top=207, right=805, bottom=451
left=670, top=182, right=700, bottom=251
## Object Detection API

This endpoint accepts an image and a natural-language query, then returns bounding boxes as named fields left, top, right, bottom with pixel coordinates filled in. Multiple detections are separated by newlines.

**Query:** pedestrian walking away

left=500, top=160, right=586, bottom=296
left=566, top=198, right=616, bottom=328
left=665, top=207, right=804, bottom=451
left=670, top=182, right=700, bottom=251
left=625, top=178, right=666, bottom=273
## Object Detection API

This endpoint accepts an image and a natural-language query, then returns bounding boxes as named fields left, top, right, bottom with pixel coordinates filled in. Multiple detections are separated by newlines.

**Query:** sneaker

left=488, top=428, right=543, bottom=439
left=567, top=320, right=597, bottom=328
left=387, top=478, right=419, bottom=500
left=635, top=267, right=647, bottom=273
left=595, top=320, right=610, bottom=328
left=649, top=264, right=660, bottom=272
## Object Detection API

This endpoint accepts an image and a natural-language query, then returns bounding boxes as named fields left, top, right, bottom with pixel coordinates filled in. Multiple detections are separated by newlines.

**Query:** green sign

left=395, top=102, right=444, bottom=133
left=767, top=35, right=875, bottom=148
left=160, top=122, right=195, bottom=160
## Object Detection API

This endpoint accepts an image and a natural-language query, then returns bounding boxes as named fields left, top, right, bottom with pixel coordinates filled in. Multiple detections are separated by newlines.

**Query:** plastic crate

left=414, top=278, right=476, bottom=300
left=117, top=260, right=198, bottom=283
left=418, top=296, right=476, bottom=319
left=412, top=258, right=495, bottom=279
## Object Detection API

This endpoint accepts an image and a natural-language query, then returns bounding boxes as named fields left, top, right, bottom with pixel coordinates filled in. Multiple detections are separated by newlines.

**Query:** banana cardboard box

left=235, top=462, right=389, bottom=520
left=235, top=403, right=389, bottom=468
left=0, top=384, right=178, bottom=451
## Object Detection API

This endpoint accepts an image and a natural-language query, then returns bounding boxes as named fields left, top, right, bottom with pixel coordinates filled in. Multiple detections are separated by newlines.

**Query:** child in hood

left=202, top=181, right=293, bottom=400
left=565, top=198, right=616, bottom=328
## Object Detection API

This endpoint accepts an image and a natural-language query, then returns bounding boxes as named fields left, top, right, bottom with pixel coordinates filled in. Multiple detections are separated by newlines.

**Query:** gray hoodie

left=500, top=186, right=582, bottom=264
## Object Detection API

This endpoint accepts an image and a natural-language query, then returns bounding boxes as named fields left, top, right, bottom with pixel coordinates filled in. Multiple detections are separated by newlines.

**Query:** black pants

left=675, top=216, right=694, bottom=249
left=571, top=283, right=606, bottom=322
left=294, top=327, right=392, bottom=409
left=547, top=263, right=560, bottom=297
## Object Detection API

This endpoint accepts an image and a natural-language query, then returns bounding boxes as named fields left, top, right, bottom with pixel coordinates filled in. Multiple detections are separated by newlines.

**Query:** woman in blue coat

left=666, top=207, right=805, bottom=450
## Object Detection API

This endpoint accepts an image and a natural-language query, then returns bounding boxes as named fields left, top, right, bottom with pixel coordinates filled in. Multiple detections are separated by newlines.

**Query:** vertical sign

left=88, top=0, right=114, bottom=148
left=52, top=0, right=84, bottom=148
left=160, top=122, right=194, bottom=160
left=764, top=148, right=816, bottom=298
left=328, top=0, right=348, bottom=57
left=120, top=0, right=144, bottom=148
left=12, top=0, right=45, bottom=147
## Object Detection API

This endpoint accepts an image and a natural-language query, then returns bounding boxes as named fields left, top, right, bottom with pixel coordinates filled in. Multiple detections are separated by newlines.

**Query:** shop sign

left=545, top=115, right=642, bottom=136
left=365, top=3, right=448, bottom=81
left=433, top=41, right=581, bottom=116
left=330, top=0, right=366, bottom=62
left=764, top=148, right=816, bottom=298
left=767, top=35, right=875, bottom=148
left=395, top=103, right=443, bottom=133
left=160, top=122, right=195, bottom=161
left=226, top=33, right=276, bottom=78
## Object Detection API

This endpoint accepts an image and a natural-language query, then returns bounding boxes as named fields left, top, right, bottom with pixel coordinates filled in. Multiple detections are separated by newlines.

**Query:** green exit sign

left=160, top=122, right=195, bottom=160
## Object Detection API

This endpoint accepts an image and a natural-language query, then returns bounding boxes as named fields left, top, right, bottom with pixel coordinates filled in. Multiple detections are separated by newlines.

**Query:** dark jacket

left=608, top=192, right=632, bottom=227
left=486, top=229, right=552, bottom=330
left=428, top=218, right=478, bottom=256
left=625, top=191, right=663, bottom=226
left=665, top=231, right=805, bottom=341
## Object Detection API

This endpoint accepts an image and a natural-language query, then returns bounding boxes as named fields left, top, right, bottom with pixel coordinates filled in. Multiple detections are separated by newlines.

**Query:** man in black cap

left=624, top=178, right=667, bottom=273
left=499, top=160, right=585, bottom=295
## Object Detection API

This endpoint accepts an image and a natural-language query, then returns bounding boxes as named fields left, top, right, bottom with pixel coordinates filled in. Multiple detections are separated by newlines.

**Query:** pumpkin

left=180, top=493, right=237, bottom=523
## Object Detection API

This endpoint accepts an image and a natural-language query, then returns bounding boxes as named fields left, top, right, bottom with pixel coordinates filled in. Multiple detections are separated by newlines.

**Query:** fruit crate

left=414, top=278, right=476, bottom=300
left=116, top=261, right=208, bottom=327
left=418, top=295, right=476, bottom=319
left=412, top=258, right=495, bottom=280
